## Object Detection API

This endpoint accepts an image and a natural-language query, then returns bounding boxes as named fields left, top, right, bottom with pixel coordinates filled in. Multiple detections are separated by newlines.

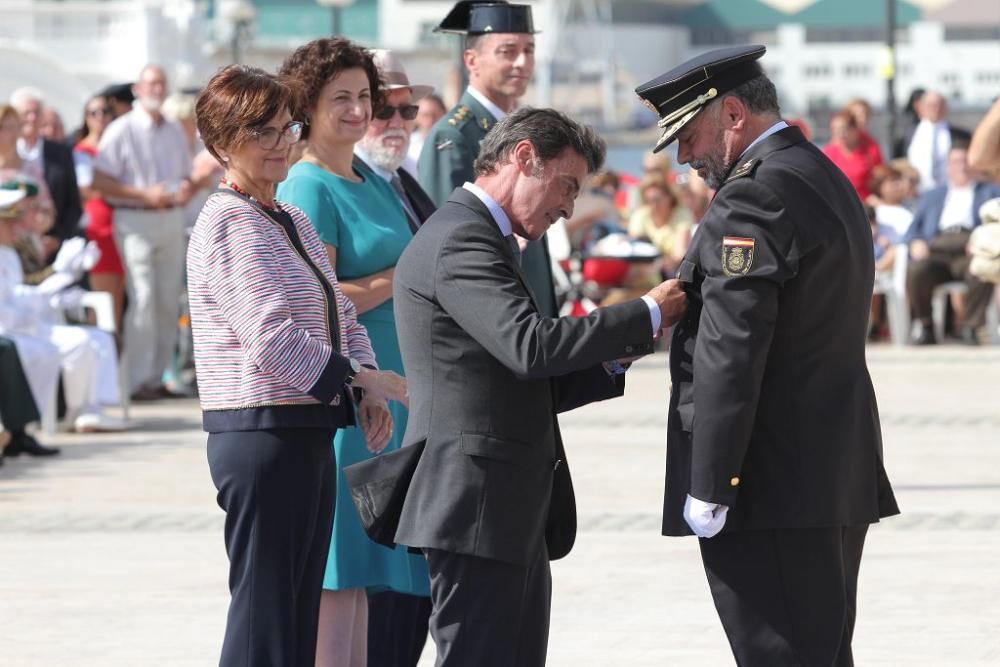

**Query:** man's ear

left=463, top=48, right=477, bottom=75
left=721, top=96, right=748, bottom=131
left=511, top=140, right=536, bottom=175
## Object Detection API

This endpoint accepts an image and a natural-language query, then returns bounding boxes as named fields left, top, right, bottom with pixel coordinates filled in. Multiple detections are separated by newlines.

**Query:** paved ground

left=1, top=345, right=999, bottom=666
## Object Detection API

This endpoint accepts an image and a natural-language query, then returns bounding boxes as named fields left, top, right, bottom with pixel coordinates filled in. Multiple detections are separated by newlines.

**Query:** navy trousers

left=208, top=427, right=336, bottom=667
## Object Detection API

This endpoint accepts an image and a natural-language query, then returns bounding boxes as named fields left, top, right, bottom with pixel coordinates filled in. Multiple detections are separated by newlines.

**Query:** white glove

left=52, top=237, right=88, bottom=274
left=79, top=240, right=101, bottom=272
left=49, top=286, right=87, bottom=310
left=683, top=494, right=729, bottom=538
left=35, top=271, right=76, bottom=295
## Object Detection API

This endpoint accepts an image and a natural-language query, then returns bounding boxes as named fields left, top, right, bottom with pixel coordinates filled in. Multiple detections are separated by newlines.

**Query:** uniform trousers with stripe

left=699, top=525, right=868, bottom=667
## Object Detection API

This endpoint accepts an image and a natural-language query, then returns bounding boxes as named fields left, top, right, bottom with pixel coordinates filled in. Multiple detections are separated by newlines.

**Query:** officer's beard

left=688, top=122, right=731, bottom=190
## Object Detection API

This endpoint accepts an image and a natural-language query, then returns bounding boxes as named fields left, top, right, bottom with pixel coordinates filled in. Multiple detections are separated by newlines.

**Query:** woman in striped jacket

left=188, top=65, right=408, bottom=667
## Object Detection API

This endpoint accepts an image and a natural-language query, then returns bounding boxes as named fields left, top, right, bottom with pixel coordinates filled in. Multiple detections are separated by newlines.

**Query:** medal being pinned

left=722, top=236, right=755, bottom=276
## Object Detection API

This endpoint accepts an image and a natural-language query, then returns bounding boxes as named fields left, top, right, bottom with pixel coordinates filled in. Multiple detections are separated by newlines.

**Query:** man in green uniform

left=419, top=1, right=560, bottom=317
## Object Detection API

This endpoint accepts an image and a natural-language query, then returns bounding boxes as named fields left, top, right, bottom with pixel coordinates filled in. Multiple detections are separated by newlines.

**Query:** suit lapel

left=447, top=188, right=542, bottom=312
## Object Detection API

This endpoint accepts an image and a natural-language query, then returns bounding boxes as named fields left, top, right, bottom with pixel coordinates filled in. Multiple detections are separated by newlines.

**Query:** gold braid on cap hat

left=657, top=87, right=718, bottom=129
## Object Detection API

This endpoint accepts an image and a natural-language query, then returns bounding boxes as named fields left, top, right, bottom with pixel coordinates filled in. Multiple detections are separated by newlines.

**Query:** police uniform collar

left=635, top=45, right=766, bottom=153
left=435, top=1, right=537, bottom=35
left=722, top=125, right=806, bottom=184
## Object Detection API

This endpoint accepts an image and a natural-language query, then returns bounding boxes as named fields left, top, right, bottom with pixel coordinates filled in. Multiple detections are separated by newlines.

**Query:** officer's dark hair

left=721, top=74, right=781, bottom=117
left=465, top=34, right=486, bottom=52
left=474, top=107, right=606, bottom=177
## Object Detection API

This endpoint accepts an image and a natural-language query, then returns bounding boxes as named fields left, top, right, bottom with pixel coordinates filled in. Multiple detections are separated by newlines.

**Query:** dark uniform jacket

left=663, top=125, right=900, bottom=536
left=392, top=187, right=654, bottom=566
left=418, top=89, right=558, bottom=316
left=42, top=139, right=82, bottom=243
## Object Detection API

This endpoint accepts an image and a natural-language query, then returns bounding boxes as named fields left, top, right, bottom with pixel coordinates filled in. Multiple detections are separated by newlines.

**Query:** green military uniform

left=418, top=90, right=558, bottom=317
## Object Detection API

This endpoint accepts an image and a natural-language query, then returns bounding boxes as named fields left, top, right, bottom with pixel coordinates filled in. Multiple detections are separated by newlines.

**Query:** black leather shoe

left=912, top=323, right=936, bottom=345
left=3, top=433, right=60, bottom=457
left=960, top=327, right=981, bottom=346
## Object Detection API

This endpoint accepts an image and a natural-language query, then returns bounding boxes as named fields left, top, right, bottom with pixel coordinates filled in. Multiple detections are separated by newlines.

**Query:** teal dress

left=277, top=161, right=430, bottom=596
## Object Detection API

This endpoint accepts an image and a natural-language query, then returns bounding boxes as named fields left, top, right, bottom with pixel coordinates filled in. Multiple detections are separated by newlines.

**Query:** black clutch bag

left=343, top=441, right=426, bottom=549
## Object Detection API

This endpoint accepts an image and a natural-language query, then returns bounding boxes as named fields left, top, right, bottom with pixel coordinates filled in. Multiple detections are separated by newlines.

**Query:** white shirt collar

left=16, top=137, right=42, bottom=164
left=739, top=120, right=789, bottom=161
left=353, top=147, right=393, bottom=183
left=463, top=182, right=513, bottom=237
left=466, top=86, right=507, bottom=122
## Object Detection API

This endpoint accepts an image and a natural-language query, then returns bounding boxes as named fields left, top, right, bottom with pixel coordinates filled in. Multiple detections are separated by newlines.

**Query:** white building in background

left=0, top=0, right=997, bottom=131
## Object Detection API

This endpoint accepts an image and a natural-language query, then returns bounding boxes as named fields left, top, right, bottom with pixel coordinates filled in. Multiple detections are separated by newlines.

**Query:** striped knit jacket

left=187, top=192, right=376, bottom=431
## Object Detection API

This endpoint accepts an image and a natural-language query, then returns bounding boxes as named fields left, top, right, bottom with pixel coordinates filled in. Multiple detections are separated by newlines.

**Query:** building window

left=976, top=71, right=1000, bottom=85
left=844, top=64, right=872, bottom=78
left=941, top=72, right=960, bottom=86
left=804, top=64, right=833, bottom=79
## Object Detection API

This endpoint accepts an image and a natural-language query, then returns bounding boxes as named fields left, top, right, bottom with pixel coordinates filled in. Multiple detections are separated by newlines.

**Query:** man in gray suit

left=391, top=108, right=687, bottom=666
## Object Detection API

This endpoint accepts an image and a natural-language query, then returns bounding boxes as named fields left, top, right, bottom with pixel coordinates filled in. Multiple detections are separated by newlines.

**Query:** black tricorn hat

left=435, top=1, right=537, bottom=36
left=99, top=82, right=136, bottom=105
left=636, top=45, right=767, bottom=153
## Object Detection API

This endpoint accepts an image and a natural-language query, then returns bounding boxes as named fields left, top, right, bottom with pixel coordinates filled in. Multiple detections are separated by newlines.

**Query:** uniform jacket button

left=625, top=345, right=634, bottom=353
left=730, top=476, right=740, bottom=487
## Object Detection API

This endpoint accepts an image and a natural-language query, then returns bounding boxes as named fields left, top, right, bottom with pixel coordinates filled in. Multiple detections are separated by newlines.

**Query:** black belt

left=939, top=226, right=972, bottom=235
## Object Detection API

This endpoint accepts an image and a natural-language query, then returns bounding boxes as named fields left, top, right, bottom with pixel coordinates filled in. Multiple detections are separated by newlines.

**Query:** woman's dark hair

left=474, top=107, right=605, bottom=176
left=195, top=65, right=302, bottom=165
left=278, top=37, right=384, bottom=141
left=75, top=94, right=109, bottom=144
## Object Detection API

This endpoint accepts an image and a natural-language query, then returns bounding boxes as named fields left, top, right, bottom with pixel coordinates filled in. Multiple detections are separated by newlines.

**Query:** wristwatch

left=344, top=357, right=362, bottom=386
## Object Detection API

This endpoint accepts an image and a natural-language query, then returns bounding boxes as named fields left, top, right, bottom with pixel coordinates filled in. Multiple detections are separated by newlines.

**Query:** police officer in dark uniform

left=636, top=46, right=900, bottom=666
left=419, top=1, right=560, bottom=317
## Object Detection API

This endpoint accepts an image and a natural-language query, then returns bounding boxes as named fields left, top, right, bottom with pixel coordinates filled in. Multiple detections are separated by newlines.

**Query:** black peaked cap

left=636, top=45, right=767, bottom=153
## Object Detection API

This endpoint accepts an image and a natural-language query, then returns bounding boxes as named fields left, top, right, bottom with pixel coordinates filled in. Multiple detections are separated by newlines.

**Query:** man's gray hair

left=10, top=86, right=44, bottom=109
left=474, top=107, right=606, bottom=177
left=721, top=74, right=781, bottom=117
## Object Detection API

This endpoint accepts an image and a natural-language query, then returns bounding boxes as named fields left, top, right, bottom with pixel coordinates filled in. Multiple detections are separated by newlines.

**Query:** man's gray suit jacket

left=392, top=187, right=655, bottom=567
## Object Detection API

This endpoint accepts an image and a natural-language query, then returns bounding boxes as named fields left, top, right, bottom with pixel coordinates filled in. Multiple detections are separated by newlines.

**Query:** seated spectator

left=903, top=143, right=1000, bottom=345
left=74, top=93, right=125, bottom=332
left=891, top=158, right=922, bottom=201
left=627, top=177, right=692, bottom=276
left=0, top=180, right=123, bottom=433
left=868, top=204, right=897, bottom=340
left=823, top=110, right=882, bottom=201
left=905, top=90, right=970, bottom=192
left=10, top=88, right=82, bottom=263
left=563, top=170, right=625, bottom=253
left=868, top=164, right=915, bottom=238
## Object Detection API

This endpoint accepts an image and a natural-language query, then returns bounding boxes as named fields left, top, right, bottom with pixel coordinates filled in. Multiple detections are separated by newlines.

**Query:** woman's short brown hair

left=868, top=164, right=903, bottom=196
left=195, top=65, right=301, bottom=165
left=278, top=37, right=384, bottom=141
left=0, top=104, right=20, bottom=128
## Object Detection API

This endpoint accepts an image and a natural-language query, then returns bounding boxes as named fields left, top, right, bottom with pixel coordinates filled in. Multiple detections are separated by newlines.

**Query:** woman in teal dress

left=277, top=38, right=429, bottom=667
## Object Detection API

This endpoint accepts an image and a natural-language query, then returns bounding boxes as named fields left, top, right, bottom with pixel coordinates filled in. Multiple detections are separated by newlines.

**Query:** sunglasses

left=374, top=104, right=419, bottom=121
left=87, top=107, right=113, bottom=117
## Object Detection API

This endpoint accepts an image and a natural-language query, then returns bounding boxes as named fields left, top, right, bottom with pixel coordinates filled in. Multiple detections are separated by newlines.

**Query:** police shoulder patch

left=721, top=236, right=755, bottom=276
left=725, top=157, right=760, bottom=182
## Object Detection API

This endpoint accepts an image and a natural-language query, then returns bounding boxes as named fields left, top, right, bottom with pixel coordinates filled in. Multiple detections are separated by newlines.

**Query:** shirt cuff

left=640, top=295, right=661, bottom=334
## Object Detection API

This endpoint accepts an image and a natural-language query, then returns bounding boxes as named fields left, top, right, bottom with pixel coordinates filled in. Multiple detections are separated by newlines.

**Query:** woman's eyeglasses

left=373, top=104, right=419, bottom=121
left=87, top=107, right=113, bottom=118
left=252, top=121, right=305, bottom=150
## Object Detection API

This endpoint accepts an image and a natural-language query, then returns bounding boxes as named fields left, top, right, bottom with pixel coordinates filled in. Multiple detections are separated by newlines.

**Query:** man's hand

left=173, top=178, right=196, bottom=207
left=683, top=494, right=729, bottom=538
left=645, top=278, right=688, bottom=329
left=353, top=368, right=409, bottom=408
left=359, top=395, right=393, bottom=453
left=143, top=184, right=173, bottom=209
left=910, top=239, right=930, bottom=261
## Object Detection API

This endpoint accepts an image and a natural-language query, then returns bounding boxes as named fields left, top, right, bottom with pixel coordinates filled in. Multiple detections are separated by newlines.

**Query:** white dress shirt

left=938, top=185, right=975, bottom=231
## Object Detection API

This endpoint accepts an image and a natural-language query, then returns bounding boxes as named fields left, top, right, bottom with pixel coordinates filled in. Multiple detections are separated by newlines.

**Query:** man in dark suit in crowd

left=10, top=87, right=82, bottom=260
left=390, top=108, right=686, bottom=666
left=355, top=50, right=437, bottom=234
left=636, top=45, right=899, bottom=666
left=420, top=1, right=561, bottom=318
left=903, top=142, right=1000, bottom=345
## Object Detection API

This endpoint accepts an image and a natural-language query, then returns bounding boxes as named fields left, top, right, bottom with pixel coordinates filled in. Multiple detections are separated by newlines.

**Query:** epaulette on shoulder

left=725, top=156, right=761, bottom=183
left=447, top=105, right=472, bottom=127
